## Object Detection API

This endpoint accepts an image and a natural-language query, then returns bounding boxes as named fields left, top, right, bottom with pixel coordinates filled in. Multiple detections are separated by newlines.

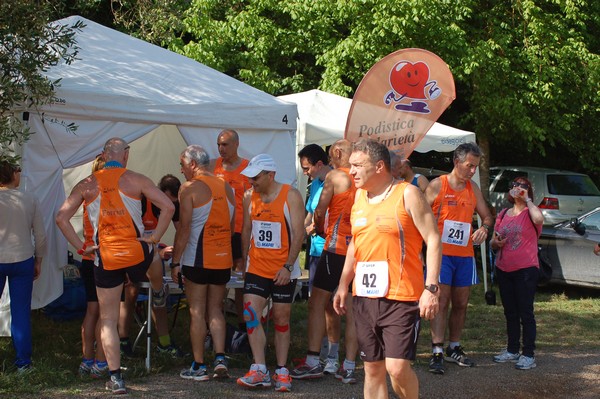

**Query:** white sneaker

left=493, top=349, right=520, bottom=363
left=323, top=358, right=340, bottom=375
left=515, top=355, right=536, bottom=370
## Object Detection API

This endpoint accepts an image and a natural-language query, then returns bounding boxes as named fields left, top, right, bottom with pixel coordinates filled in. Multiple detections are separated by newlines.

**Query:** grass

left=1, top=275, right=599, bottom=396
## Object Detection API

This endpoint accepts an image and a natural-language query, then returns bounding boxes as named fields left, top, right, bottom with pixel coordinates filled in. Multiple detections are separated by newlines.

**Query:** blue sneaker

left=180, top=365, right=209, bottom=381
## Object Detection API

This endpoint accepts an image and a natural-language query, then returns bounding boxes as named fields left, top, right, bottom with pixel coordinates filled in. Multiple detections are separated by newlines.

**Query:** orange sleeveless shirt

left=432, top=175, right=477, bottom=257
left=181, top=175, right=233, bottom=269
left=214, top=157, right=250, bottom=234
left=351, top=182, right=424, bottom=301
left=248, top=184, right=293, bottom=279
left=86, top=168, right=147, bottom=270
left=324, top=167, right=356, bottom=255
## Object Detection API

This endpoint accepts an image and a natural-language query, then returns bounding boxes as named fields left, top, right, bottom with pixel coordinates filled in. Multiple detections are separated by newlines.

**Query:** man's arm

left=240, top=189, right=253, bottom=270
left=170, top=181, right=192, bottom=282
left=314, top=174, right=335, bottom=233
left=424, top=176, right=441, bottom=206
left=471, top=182, right=493, bottom=244
left=404, top=184, right=441, bottom=320
left=225, top=182, right=236, bottom=236
left=417, top=175, right=429, bottom=193
left=274, top=187, right=305, bottom=285
left=333, top=238, right=356, bottom=316
left=56, top=182, right=88, bottom=253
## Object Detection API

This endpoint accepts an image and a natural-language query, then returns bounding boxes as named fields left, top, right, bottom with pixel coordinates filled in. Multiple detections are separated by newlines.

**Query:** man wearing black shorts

left=170, top=145, right=236, bottom=382
left=333, top=140, right=441, bottom=399
left=291, top=139, right=358, bottom=384
left=236, top=154, right=305, bottom=393
left=57, top=137, right=175, bottom=394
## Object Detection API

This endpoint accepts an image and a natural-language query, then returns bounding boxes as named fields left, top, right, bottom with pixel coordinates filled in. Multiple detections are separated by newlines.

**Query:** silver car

left=489, top=166, right=600, bottom=225
left=538, top=208, right=600, bottom=289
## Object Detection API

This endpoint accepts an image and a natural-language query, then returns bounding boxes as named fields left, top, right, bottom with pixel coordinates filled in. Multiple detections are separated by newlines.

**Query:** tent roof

left=41, top=16, right=296, bottom=130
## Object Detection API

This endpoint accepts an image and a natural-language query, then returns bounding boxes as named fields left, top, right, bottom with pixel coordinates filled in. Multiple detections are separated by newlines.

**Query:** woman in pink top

left=490, top=177, right=543, bottom=370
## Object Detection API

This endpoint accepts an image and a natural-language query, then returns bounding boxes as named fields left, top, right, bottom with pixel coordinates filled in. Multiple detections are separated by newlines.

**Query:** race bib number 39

left=442, top=220, right=471, bottom=247
left=355, top=261, right=389, bottom=298
left=252, top=220, right=282, bottom=249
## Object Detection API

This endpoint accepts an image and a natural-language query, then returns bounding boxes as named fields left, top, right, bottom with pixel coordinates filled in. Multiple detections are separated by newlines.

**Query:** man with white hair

left=236, top=154, right=305, bottom=393
left=56, top=137, right=175, bottom=394
left=170, top=144, right=235, bottom=382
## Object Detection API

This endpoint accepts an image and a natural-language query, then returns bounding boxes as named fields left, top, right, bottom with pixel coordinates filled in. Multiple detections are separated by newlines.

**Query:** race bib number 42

left=355, top=261, right=389, bottom=298
left=441, top=220, right=471, bottom=247
left=252, top=220, right=282, bottom=249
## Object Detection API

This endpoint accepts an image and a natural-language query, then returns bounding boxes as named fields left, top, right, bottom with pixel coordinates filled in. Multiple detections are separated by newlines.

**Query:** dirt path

left=31, top=349, right=600, bottom=398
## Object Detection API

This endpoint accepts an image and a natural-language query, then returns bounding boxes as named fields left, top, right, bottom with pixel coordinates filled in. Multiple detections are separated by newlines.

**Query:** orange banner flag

left=344, top=48, right=456, bottom=158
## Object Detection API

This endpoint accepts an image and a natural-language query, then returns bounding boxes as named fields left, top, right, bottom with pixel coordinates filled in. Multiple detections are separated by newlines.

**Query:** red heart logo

left=389, top=61, right=429, bottom=99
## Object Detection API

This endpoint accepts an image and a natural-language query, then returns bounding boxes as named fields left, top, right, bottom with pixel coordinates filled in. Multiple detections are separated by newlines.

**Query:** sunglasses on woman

left=509, top=181, right=529, bottom=190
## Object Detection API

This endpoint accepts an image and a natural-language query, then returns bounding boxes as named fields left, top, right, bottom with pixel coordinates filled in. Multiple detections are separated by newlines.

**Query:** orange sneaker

left=273, top=369, right=292, bottom=392
left=237, top=365, right=271, bottom=388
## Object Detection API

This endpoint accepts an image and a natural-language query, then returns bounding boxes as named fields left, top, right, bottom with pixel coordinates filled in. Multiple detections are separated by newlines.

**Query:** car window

left=580, top=211, right=600, bottom=231
left=493, top=170, right=528, bottom=193
left=546, top=175, right=600, bottom=196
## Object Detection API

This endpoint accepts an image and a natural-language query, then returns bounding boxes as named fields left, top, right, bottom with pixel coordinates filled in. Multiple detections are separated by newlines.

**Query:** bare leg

left=207, top=284, right=227, bottom=354
left=146, top=253, right=164, bottom=292
left=185, top=280, right=208, bottom=364
left=430, top=284, right=451, bottom=344
left=342, top=294, right=358, bottom=362
left=272, top=302, right=292, bottom=367
left=306, top=287, right=330, bottom=352
left=243, top=293, right=268, bottom=365
left=363, top=360, right=388, bottom=399
left=82, top=301, right=99, bottom=359
left=448, top=286, right=471, bottom=342
left=386, top=358, right=419, bottom=399
left=325, top=300, right=341, bottom=349
left=96, top=284, right=124, bottom=371
left=118, top=284, right=137, bottom=340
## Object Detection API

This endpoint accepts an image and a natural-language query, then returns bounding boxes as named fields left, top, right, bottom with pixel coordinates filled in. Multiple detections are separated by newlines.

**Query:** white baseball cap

left=241, top=153, right=277, bottom=177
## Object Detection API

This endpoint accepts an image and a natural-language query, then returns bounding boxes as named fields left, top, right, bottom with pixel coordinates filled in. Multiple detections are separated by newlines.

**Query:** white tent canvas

left=1, top=15, right=298, bottom=331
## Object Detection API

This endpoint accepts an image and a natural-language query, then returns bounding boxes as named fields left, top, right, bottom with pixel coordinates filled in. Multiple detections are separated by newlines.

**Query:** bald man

left=56, top=137, right=175, bottom=394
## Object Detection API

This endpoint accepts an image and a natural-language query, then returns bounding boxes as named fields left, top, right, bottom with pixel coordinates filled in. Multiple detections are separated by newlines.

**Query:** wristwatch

left=482, top=224, right=491, bottom=233
left=283, top=263, right=294, bottom=273
left=170, top=262, right=180, bottom=269
left=425, top=284, right=439, bottom=293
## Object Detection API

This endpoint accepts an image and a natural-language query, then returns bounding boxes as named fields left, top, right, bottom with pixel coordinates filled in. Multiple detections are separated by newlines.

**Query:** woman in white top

left=0, top=160, right=46, bottom=372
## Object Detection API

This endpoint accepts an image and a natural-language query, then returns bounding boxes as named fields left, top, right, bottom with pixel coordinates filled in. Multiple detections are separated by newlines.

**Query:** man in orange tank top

left=56, top=137, right=175, bottom=394
left=212, top=129, right=251, bottom=333
left=424, top=142, right=493, bottom=374
left=170, top=144, right=236, bottom=382
left=333, top=139, right=441, bottom=399
left=236, top=154, right=305, bottom=393
left=291, top=139, right=358, bottom=384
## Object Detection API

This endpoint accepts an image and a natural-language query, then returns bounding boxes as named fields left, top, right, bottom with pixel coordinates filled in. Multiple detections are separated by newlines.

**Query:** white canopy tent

left=278, top=89, right=489, bottom=288
left=1, top=15, right=298, bottom=334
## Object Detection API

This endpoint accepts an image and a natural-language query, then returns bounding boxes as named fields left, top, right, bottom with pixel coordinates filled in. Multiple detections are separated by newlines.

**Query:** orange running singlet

left=86, top=168, right=147, bottom=270
left=351, top=182, right=424, bottom=301
left=324, top=168, right=356, bottom=255
left=214, top=158, right=250, bottom=234
left=247, top=185, right=293, bottom=279
left=181, top=175, right=233, bottom=269
left=432, top=175, right=477, bottom=257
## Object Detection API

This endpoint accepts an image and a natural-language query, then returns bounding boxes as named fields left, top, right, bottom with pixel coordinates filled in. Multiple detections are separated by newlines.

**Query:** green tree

left=1, top=0, right=82, bottom=165
left=55, top=0, right=600, bottom=183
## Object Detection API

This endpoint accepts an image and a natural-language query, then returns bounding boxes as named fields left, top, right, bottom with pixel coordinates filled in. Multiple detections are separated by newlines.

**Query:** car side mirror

left=570, top=218, right=586, bottom=236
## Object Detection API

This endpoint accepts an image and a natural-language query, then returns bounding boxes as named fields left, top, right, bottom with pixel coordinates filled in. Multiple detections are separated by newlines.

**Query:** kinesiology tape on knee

left=274, top=323, right=289, bottom=333
left=243, top=301, right=259, bottom=334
